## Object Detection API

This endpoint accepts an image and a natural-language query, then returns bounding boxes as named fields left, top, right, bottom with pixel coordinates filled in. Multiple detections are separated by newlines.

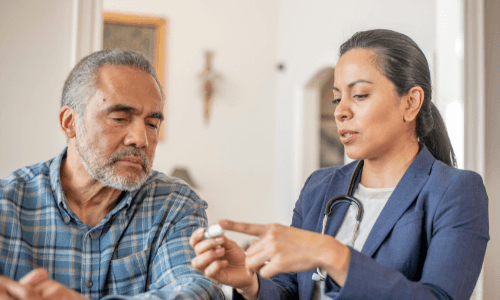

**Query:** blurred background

left=0, top=0, right=498, bottom=299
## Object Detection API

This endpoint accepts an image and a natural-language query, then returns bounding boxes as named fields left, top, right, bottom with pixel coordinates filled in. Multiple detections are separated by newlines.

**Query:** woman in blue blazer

left=190, top=29, right=489, bottom=300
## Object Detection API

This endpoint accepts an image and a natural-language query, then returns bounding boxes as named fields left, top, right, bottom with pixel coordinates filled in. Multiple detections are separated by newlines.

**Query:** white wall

left=483, top=1, right=500, bottom=299
left=435, top=0, right=464, bottom=169
left=273, top=0, right=437, bottom=224
left=0, top=0, right=74, bottom=177
left=103, top=0, right=281, bottom=245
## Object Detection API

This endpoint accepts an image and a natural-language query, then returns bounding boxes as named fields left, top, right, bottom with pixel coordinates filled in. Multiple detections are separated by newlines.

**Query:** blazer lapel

left=361, top=146, right=435, bottom=257
left=305, top=162, right=358, bottom=300
left=318, top=162, right=360, bottom=237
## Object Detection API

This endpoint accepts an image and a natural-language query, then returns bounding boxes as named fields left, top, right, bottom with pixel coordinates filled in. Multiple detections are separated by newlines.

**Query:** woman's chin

left=344, top=149, right=363, bottom=161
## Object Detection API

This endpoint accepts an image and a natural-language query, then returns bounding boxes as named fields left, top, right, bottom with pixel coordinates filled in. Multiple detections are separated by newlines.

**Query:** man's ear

left=59, top=106, right=78, bottom=139
left=403, top=86, right=424, bottom=123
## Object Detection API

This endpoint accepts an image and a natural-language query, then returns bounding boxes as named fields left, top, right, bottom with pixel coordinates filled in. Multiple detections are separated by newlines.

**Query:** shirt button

left=63, top=217, right=70, bottom=223
left=86, top=280, right=93, bottom=288
left=89, top=233, right=94, bottom=239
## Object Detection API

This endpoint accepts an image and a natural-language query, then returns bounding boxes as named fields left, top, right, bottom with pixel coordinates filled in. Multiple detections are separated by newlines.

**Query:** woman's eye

left=332, top=98, right=341, bottom=104
left=354, top=94, right=368, bottom=100
left=112, top=118, right=126, bottom=122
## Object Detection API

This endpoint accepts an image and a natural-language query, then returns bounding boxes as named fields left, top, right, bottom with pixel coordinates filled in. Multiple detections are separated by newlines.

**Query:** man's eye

left=113, top=118, right=126, bottom=122
left=148, top=123, right=159, bottom=129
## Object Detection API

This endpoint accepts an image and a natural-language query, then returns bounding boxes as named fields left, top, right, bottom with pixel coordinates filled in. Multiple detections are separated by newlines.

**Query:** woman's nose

left=334, top=98, right=353, bottom=122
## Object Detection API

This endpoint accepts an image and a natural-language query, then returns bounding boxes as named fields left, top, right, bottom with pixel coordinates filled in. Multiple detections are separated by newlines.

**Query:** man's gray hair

left=61, top=49, right=165, bottom=120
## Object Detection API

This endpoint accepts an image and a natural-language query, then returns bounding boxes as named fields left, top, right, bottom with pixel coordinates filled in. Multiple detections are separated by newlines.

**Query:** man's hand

left=23, top=269, right=90, bottom=300
left=0, top=274, right=43, bottom=300
left=19, top=268, right=49, bottom=287
left=190, top=225, right=259, bottom=300
left=0, top=269, right=91, bottom=300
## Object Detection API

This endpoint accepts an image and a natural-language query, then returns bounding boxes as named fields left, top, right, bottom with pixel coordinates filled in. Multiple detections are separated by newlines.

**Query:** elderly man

left=0, top=49, right=223, bottom=299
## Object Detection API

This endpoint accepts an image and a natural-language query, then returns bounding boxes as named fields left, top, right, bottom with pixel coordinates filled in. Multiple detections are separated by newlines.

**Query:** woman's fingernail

left=216, top=248, right=225, bottom=255
left=215, top=237, right=224, bottom=244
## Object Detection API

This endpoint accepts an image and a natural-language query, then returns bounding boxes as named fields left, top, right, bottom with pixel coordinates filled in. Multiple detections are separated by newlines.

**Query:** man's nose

left=124, top=121, right=148, bottom=148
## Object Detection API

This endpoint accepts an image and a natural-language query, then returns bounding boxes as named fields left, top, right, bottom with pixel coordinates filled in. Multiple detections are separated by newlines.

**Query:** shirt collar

left=49, top=147, right=70, bottom=210
left=48, top=147, right=139, bottom=223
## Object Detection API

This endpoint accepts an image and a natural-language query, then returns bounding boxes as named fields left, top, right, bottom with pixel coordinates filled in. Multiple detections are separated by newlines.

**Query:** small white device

left=204, top=224, right=225, bottom=239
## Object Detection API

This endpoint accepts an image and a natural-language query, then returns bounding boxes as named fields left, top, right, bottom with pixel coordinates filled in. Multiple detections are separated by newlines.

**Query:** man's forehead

left=96, top=64, right=155, bottom=87
left=91, top=93, right=164, bottom=113
left=93, top=65, right=163, bottom=106
left=98, top=96, right=164, bottom=110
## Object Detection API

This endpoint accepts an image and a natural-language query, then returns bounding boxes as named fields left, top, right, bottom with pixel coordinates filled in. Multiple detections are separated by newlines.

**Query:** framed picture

left=103, top=12, right=167, bottom=140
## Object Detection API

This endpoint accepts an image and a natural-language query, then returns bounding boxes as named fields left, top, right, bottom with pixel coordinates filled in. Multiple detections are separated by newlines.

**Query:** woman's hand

left=219, top=220, right=351, bottom=286
left=189, top=226, right=259, bottom=299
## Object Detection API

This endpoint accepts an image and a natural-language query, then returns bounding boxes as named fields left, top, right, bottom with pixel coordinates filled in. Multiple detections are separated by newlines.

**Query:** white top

left=312, top=183, right=395, bottom=300
left=335, top=183, right=394, bottom=251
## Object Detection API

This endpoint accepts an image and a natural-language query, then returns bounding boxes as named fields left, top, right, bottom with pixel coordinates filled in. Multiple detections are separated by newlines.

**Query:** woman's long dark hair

left=339, top=29, right=457, bottom=167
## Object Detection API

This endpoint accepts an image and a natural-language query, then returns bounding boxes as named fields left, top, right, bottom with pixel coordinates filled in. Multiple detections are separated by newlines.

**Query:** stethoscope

left=312, top=160, right=364, bottom=282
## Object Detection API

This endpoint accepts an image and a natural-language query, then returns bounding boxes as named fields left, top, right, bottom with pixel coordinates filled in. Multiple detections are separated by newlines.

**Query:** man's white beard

left=74, top=123, right=152, bottom=191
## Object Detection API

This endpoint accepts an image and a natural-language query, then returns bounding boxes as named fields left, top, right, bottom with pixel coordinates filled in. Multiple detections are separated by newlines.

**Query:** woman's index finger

left=219, top=220, right=267, bottom=237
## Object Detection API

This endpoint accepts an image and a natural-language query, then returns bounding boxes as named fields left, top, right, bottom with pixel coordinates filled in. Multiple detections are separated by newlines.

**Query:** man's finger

left=218, top=220, right=267, bottom=237
left=19, top=269, right=49, bottom=287
left=193, top=236, right=225, bottom=255
left=34, top=280, right=61, bottom=298
left=204, top=259, right=229, bottom=278
left=189, top=228, right=205, bottom=249
left=35, top=280, right=91, bottom=300
left=0, top=276, right=41, bottom=300
left=191, top=246, right=225, bottom=272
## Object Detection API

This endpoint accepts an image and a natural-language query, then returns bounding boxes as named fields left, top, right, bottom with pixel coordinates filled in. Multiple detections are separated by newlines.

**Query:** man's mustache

left=109, top=148, right=149, bottom=171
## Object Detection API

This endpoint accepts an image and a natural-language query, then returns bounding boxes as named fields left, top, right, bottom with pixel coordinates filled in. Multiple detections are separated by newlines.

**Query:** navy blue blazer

left=254, top=146, right=489, bottom=299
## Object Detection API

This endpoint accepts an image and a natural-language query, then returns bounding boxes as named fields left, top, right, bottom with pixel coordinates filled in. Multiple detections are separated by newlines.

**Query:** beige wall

left=484, top=0, right=500, bottom=298
left=0, top=0, right=73, bottom=177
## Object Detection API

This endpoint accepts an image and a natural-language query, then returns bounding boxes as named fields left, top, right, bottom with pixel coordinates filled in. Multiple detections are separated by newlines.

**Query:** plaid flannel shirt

left=0, top=148, right=224, bottom=299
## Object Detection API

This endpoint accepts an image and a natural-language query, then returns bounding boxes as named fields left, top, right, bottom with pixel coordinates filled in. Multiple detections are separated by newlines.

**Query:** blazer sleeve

left=324, top=170, right=489, bottom=300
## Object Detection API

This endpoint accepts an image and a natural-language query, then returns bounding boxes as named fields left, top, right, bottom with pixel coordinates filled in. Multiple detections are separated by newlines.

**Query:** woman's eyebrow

left=332, top=79, right=373, bottom=91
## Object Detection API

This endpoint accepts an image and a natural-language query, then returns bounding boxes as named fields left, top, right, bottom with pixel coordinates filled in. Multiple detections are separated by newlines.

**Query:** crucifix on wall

left=200, top=51, right=221, bottom=123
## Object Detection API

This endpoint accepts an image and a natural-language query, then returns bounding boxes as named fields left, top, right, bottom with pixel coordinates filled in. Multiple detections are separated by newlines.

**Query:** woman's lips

left=338, top=129, right=357, bottom=144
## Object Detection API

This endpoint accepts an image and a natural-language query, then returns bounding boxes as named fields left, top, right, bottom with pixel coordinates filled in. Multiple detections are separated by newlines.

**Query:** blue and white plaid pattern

left=0, top=148, right=224, bottom=299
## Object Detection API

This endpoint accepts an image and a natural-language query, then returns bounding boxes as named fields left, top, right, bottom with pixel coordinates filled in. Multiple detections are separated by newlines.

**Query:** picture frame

left=103, top=12, right=167, bottom=140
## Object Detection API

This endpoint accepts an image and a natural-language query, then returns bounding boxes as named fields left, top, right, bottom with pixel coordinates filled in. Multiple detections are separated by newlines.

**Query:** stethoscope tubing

left=314, top=160, right=365, bottom=282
